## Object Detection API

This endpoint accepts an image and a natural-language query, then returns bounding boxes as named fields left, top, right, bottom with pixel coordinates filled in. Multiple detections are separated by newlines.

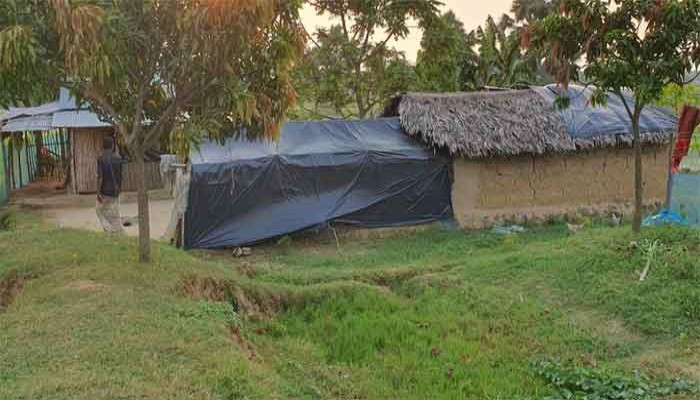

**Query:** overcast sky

left=301, top=0, right=514, bottom=62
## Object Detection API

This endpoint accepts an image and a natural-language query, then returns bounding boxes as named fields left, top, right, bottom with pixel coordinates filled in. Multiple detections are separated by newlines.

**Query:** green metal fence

left=0, top=139, right=7, bottom=205
left=1, top=131, right=68, bottom=195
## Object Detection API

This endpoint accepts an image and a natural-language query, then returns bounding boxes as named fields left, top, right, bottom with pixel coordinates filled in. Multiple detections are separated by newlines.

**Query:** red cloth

left=671, top=105, right=700, bottom=172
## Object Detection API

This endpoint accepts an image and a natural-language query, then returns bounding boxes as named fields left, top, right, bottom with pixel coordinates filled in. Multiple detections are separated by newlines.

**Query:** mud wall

left=452, top=145, right=670, bottom=228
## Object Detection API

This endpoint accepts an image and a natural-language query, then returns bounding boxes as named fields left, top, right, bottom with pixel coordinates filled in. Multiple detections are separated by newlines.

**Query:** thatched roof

left=387, top=87, right=676, bottom=158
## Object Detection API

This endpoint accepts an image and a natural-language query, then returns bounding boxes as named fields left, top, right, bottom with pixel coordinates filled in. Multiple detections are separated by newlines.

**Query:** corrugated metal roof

left=52, top=110, right=111, bottom=128
left=1, top=114, right=54, bottom=132
left=2, top=101, right=63, bottom=121
left=1, top=88, right=113, bottom=131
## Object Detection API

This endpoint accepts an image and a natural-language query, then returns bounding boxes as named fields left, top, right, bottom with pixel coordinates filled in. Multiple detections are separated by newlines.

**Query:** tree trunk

left=133, top=145, right=151, bottom=262
left=632, top=114, right=643, bottom=233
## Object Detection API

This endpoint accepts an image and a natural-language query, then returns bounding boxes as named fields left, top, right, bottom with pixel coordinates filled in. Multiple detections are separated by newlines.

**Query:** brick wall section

left=451, top=144, right=670, bottom=228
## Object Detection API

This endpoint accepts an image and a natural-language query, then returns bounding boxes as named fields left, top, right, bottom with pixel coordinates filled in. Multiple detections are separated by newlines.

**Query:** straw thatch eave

left=392, top=89, right=673, bottom=159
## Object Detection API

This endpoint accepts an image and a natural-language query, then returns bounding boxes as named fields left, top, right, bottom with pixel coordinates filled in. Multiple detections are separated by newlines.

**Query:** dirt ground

left=43, top=199, right=175, bottom=239
left=11, top=180, right=175, bottom=240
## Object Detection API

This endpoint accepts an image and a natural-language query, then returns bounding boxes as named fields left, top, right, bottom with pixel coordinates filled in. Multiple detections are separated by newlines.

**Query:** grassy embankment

left=1, top=212, right=699, bottom=399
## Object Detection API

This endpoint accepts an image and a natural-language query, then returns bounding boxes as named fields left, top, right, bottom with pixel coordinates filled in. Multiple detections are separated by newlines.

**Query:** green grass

left=1, top=212, right=700, bottom=399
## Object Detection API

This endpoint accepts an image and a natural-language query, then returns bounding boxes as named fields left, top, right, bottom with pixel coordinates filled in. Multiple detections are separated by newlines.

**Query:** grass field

left=1, top=212, right=700, bottom=399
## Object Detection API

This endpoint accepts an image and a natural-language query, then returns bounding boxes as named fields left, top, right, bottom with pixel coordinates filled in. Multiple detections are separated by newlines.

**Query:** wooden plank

left=70, top=130, right=78, bottom=194
left=122, top=161, right=163, bottom=192
left=70, top=127, right=162, bottom=193
left=73, top=128, right=110, bottom=193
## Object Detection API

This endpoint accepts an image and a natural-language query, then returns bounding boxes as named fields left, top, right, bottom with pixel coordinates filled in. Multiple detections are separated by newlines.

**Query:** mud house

left=385, top=85, right=678, bottom=228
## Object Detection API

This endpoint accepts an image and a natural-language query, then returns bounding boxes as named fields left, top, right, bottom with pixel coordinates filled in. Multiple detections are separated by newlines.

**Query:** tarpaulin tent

left=184, top=118, right=453, bottom=249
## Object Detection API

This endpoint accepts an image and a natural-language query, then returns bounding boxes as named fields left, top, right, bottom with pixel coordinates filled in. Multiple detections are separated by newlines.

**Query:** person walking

left=96, top=135, right=125, bottom=233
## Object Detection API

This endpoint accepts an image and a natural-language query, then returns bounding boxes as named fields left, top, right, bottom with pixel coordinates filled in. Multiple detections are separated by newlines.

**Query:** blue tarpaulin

left=669, top=173, right=700, bottom=226
left=184, top=118, right=453, bottom=249
left=532, top=85, right=677, bottom=139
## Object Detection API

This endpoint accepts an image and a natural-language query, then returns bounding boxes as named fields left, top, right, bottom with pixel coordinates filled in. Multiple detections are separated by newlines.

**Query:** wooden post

left=60, top=129, right=67, bottom=178
left=70, top=130, right=78, bottom=195
left=2, top=135, right=10, bottom=195
left=35, top=131, right=44, bottom=179
left=16, top=135, right=23, bottom=188
left=134, top=145, right=152, bottom=262
left=25, top=133, right=34, bottom=183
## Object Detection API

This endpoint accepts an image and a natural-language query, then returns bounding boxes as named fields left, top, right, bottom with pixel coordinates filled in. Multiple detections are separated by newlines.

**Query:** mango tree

left=528, top=0, right=700, bottom=232
left=0, top=0, right=304, bottom=261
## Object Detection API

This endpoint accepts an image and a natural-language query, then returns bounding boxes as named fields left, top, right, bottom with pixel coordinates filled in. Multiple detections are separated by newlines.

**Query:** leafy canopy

left=298, top=0, right=440, bottom=118
left=0, top=0, right=305, bottom=154
left=415, top=11, right=479, bottom=92
left=476, top=14, right=534, bottom=88
left=528, top=0, right=700, bottom=111
left=527, top=0, right=700, bottom=232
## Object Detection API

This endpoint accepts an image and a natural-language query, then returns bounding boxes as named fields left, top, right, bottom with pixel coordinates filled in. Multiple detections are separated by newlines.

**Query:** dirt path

left=43, top=199, right=175, bottom=239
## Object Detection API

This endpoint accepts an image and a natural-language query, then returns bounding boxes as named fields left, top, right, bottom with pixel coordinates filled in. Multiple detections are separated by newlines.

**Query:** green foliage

left=1, top=0, right=306, bottom=261
left=659, top=83, right=700, bottom=154
left=511, top=0, right=561, bottom=24
left=531, top=0, right=700, bottom=112
left=0, top=0, right=60, bottom=107
left=476, top=14, right=535, bottom=88
left=415, top=11, right=479, bottom=92
left=533, top=361, right=697, bottom=400
left=1, top=0, right=305, bottom=150
left=177, top=301, right=241, bottom=327
left=295, top=0, right=439, bottom=118
left=658, top=83, right=700, bottom=112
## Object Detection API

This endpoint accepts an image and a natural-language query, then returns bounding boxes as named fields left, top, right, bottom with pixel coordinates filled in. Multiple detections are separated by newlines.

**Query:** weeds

left=631, top=239, right=666, bottom=281
left=0, top=211, right=14, bottom=231
left=533, top=361, right=698, bottom=399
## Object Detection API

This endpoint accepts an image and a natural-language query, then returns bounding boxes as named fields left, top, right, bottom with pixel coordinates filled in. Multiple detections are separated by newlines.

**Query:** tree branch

left=142, top=78, right=213, bottom=148
left=127, top=79, right=150, bottom=147
left=615, top=89, right=635, bottom=122
left=300, top=20, right=321, bottom=49
left=83, top=86, right=128, bottom=138
left=142, top=98, right=181, bottom=148
left=360, top=32, right=395, bottom=63
left=340, top=11, right=349, bottom=40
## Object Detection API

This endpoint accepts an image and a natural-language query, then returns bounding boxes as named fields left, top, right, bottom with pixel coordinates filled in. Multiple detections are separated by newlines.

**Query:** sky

left=301, top=0, right=514, bottom=62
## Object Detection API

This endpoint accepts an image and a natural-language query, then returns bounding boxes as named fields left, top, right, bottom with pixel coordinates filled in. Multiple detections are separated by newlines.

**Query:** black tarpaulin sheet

left=184, top=118, right=452, bottom=249
left=532, top=85, right=677, bottom=139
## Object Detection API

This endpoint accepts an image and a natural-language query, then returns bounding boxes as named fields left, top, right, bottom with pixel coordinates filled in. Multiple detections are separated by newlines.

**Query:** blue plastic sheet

left=669, top=173, right=700, bottom=226
left=185, top=118, right=453, bottom=249
left=642, top=209, right=689, bottom=227
left=532, top=85, right=677, bottom=139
